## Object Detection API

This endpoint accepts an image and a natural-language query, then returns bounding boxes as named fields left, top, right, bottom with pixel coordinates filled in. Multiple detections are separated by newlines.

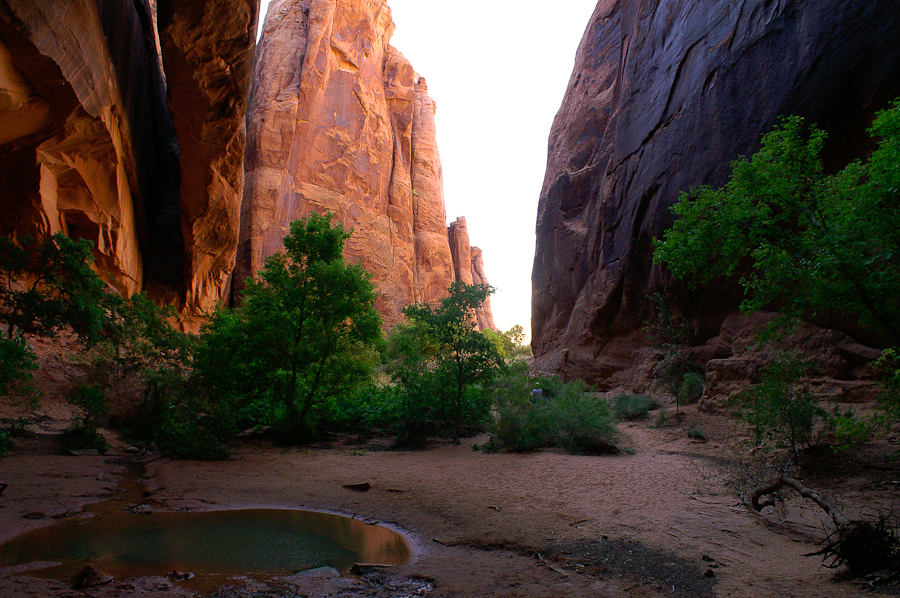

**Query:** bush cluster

left=488, top=365, right=620, bottom=454
left=610, top=393, right=659, bottom=421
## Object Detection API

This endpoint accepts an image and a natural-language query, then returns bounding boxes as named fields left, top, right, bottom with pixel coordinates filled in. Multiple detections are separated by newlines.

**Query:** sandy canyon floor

left=0, top=403, right=896, bottom=598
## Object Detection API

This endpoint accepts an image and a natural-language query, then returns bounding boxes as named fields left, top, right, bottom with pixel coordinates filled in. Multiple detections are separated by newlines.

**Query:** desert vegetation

left=652, top=98, right=900, bottom=583
left=0, top=212, right=617, bottom=461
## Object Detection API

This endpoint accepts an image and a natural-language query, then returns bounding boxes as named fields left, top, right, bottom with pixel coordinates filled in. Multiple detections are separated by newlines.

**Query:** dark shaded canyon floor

left=0, top=403, right=896, bottom=597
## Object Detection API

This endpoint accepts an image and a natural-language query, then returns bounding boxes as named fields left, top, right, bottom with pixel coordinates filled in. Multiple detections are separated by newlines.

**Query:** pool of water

left=0, top=508, right=411, bottom=581
left=0, top=467, right=411, bottom=589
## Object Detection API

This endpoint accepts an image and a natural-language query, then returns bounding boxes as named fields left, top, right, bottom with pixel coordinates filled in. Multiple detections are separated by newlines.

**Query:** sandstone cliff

left=0, top=0, right=171, bottom=296
left=240, top=0, right=494, bottom=328
left=157, top=0, right=258, bottom=321
left=449, top=217, right=496, bottom=331
left=0, top=0, right=494, bottom=331
left=0, top=0, right=258, bottom=324
left=532, top=0, right=900, bottom=385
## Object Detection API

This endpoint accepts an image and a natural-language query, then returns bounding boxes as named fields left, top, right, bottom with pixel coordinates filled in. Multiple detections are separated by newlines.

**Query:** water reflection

left=0, top=508, right=411, bottom=581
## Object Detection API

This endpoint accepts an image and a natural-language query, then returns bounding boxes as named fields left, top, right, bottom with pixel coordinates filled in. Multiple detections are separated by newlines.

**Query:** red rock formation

left=241, top=0, right=492, bottom=328
left=448, top=217, right=474, bottom=286
left=448, top=217, right=496, bottom=331
left=532, top=0, right=900, bottom=386
left=0, top=0, right=174, bottom=296
left=0, top=0, right=494, bottom=330
left=471, top=247, right=496, bottom=331
left=0, top=0, right=257, bottom=322
left=156, top=0, right=258, bottom=322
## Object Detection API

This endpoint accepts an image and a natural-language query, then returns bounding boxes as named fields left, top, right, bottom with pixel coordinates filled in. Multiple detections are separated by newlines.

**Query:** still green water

left=0, top=507, right=411, bottom=582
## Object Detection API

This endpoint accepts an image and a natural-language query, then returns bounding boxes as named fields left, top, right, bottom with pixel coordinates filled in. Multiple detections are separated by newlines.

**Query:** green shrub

left=678, top=373, right=705, bottom=405
left=611, top=393, right=660, bottom=420
left=490, top=377, right=619, bottom=454
left=59, top=426, right=107, bottom=453
left=491, top=395, right=549, bottom=452
left=649, top=409, right=674, bottom=429
left=739, top=352, right=825, bottom=459
left=0, top=428, right=13, bottom=457
left=125, top=368, right=234, bottom=460
left=551, top=385, right=620, bottom=454
left=61, top=385, right=109, bottom=453
left=686, top=425, right=706, bottom=440
left=0, top=335, right=37, bottom=394
left=154, top=399, right=233, bottom=460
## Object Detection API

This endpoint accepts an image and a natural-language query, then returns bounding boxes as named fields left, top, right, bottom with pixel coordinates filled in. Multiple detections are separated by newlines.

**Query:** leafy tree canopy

left=654, top=99, right=900, bottom=342
left=403, top=282, right=505, bottom=443
left=195, top=213, right=382, bottom=439
left=0, top=233, right=107, bottom=342
left=0, top=233, right=108, bottom=394
left=482, top=324, right=530, bottom=360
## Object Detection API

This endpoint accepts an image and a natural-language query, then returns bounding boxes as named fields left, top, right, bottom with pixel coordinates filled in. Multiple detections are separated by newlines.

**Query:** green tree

left=0, top=234, right=107, bottom=341
left=0, top=234, right=107, bottom=393
left=654, top=102, right=900, bottom=341
left=739, top=353, right=825, bottom=460
left=654, top=99, right=900, bottom=441
left=196, top=213, right=382, bottom=439
left=104, top=293, right=193, bottom=373
left=381, top=320, right=441, bottom=442
left=482, top=324, right=531, bottom=360
left=403, top=282, right=505, bottom=443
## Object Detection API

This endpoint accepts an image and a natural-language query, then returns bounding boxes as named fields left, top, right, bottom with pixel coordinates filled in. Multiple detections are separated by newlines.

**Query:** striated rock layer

left=532, top=0, right=900, bottom=385
left=0, top=0, right=170, bottom=296
left=240, top=0, right=494, bottom=329
left=0, top=0, right=258, bottom=323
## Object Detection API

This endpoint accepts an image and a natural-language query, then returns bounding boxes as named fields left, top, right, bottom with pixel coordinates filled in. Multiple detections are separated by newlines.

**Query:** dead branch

left=750, top=475, right=848, bottom=528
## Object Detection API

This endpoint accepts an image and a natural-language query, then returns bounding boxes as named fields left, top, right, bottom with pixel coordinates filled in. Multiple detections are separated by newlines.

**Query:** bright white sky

left=259, top=1, right=598, bottom=339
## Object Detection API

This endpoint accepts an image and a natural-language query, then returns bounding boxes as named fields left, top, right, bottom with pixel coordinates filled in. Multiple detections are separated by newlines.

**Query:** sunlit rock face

left=241, top=0, right=494, bottom=328
left=0, top=0, right=169, bottom=296
left=532, top=0, right=900, bottom=385
left=449, top=217, right=496, bottom=331
left=0, top=0, right=258, bottom=322
left=157, top=0, right=258, bottom=321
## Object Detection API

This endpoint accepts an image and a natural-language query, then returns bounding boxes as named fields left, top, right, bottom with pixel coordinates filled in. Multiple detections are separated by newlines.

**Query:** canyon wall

left=0, top=0, right=489, bottom=330
left=532, top=0, right=900, bottom=385
left=156, top=0, right=258, bottom=320
left=0, top=0, right=258, bottom=324
left=240, top=0, right=494, bottom=328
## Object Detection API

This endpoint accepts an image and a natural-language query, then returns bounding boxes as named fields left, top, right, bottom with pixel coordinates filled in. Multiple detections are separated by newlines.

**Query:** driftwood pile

left=750, top=475, right=899, bottom=586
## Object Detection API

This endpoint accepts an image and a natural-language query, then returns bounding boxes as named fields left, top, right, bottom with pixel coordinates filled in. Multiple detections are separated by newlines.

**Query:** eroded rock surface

left=449, top=218, right=496, bottom=331
left=0, top=0, right=258, bottom=322
left=532, top=0, right=900, bottom=385
left=0, top=0, right=171, bottom=296
left=157, top=0, right=259, bottom=322
left=240, top=0, right=493, bottom=328
left=0, top=0, right=493, bottom=329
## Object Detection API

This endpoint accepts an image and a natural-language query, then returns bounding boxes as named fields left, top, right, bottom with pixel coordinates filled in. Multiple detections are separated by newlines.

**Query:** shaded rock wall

left=532, top=0, right=900, bottom=386
left=0, top=0, right=258, bottom=322
left=241, top=0, right=494, bottom=328
left=157, top=0, right=258, bottom=321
